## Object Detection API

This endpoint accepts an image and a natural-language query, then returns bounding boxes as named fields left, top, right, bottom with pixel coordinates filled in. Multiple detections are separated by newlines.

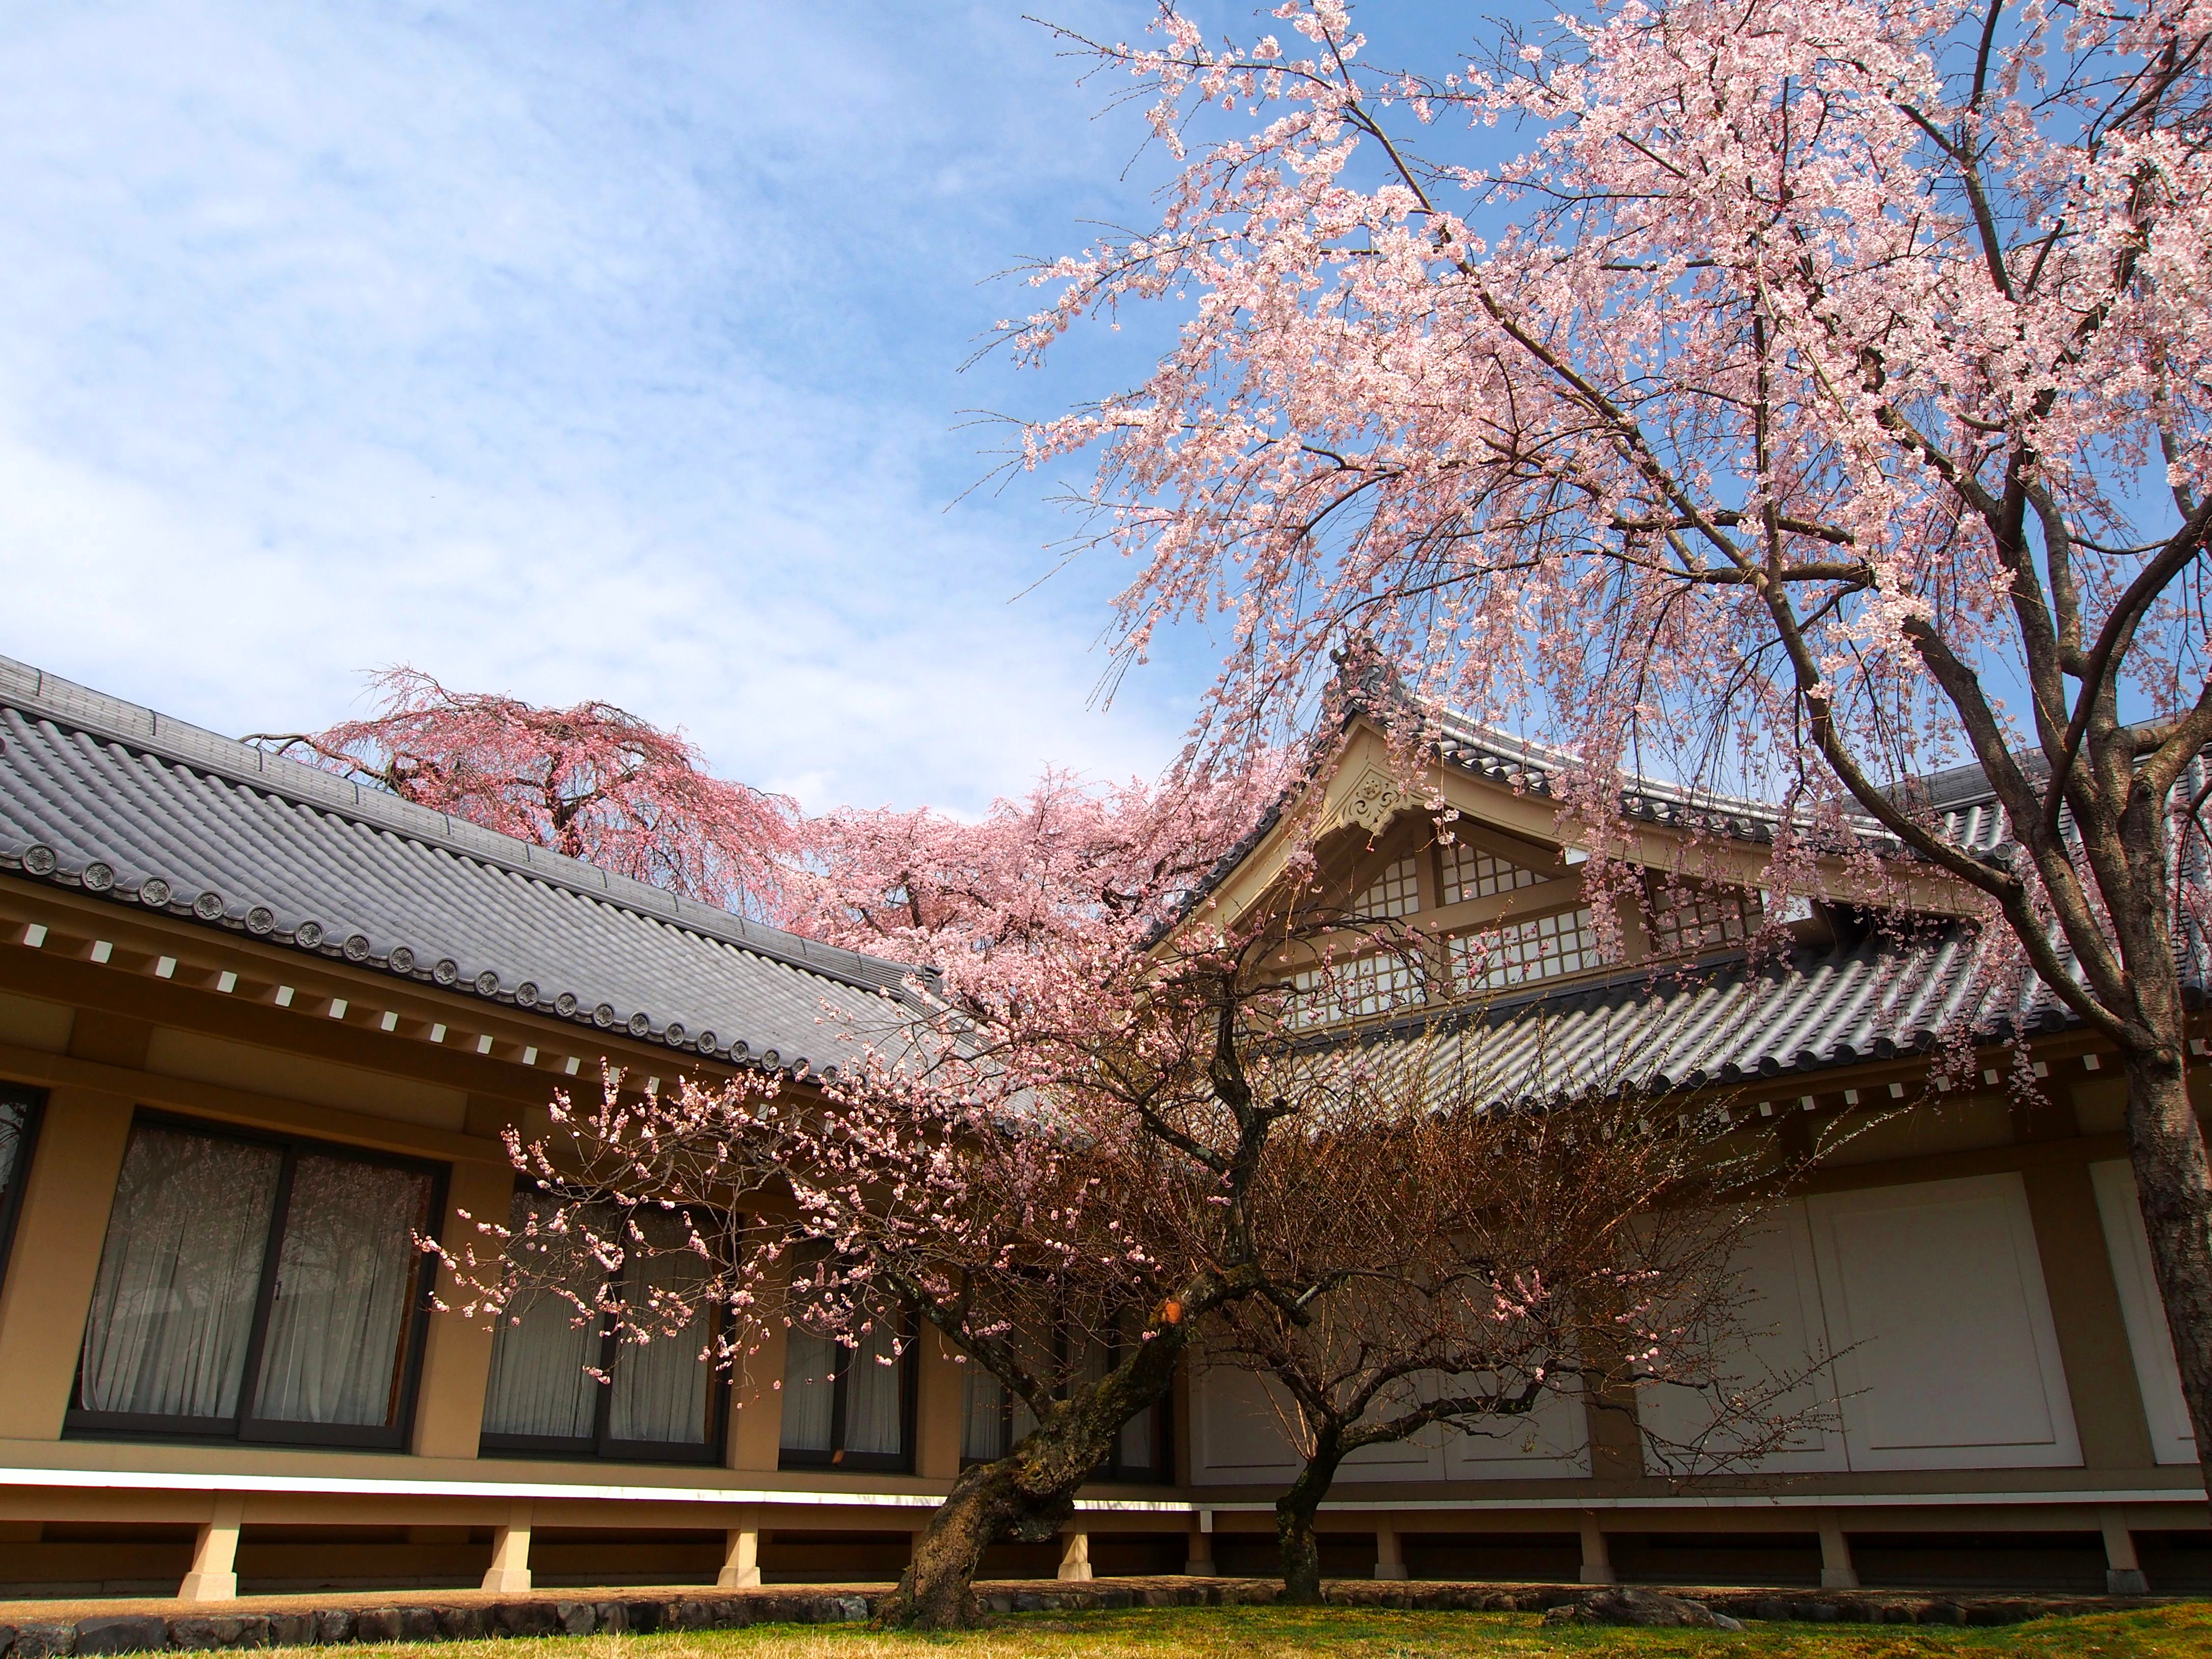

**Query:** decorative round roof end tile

left=295, top=919, right=324, bottom=948
left=728, top=1039, right=750, bottom=1059
left=81, top=861, right=114, bottom=893
left=515, top=981, right=540, bottom=1008
left=791, top=1056, right=810, bottom=1076
left=432, top=958, right=459, bottom=986
left=818, top=1065, right=838, bottom=1083
left=247, top=907, right=277, bottom=936
left=626, top=1011, right=650, bottom=1038
left=21, top=845, right=56, bottom=876
left=760, top=1047, right=781, bottom=1068
left=138, top=877, right=172, bottom=908
left=388, top=945, right=417, bottom=974
left=695, top=1029, right=717, bottom=1054
left=664, top=1021, right=686, bottom=1046
left=555, top=991, right=579, bottom=1018
left=193, top=891, right=225, bottom=921
left=343, top=933, right=371, bottom=962
left=474, top=969, right=500, bottom=997
left=592, top=1002, right=616, bottom=1028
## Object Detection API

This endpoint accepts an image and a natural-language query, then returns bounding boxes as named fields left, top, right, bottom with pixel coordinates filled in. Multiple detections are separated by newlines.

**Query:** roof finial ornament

left=1323, top=629, right=1417, bottom=739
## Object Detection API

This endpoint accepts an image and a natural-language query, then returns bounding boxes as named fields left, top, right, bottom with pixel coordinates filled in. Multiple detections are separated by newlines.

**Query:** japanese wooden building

left=0, top=656, right=2203, bottom=1599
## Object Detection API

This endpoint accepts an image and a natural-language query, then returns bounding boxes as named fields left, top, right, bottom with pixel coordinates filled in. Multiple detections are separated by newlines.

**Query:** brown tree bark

left=2124, top=1048, right=2212, bottom=1455
left=885, top=1455, right=1060, bottom=1630
left=1273, top=1426, right=1345, bottom=1605
left=879, top=1294, right=1211, bottom=1629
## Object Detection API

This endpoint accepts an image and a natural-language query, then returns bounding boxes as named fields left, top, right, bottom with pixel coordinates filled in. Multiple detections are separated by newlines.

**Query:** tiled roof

left=1426, top=707, right=1909, bottom=851
left=1266, top=692, right=2206, bottom=1093
left=0, top=657, right=929, bottom=1073
left=1325, top=927, right=2101, bottom=1107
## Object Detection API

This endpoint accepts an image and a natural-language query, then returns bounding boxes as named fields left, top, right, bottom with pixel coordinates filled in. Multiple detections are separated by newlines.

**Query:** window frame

left=63, top=1108, right=448, bottom=1453
left=1448, top=902, right=1605, bottom=992
left=0, top=1081, right=47, bottom=1305
left=476, top=1196, right=736, bottom=1468
left=776, top=1301, right=919, bottom=1475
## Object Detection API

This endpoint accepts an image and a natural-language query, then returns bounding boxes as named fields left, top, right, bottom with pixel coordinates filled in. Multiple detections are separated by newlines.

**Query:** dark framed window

left=478, top=1194, right=732, bottom=1465
left=960, top=1322, right=1172, bottom=1484
left=778, top=1287, right=916, bottom=1474
left=0, top=1082, right=47, bottom=1296
left=66, top=1111, right=445, bottom=1451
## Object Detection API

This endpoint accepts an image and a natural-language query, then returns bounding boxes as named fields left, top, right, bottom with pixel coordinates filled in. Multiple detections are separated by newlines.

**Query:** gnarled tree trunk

left=2124, top=1045, right=2212, bottom=1458
left=885, top=1454, right=1072, bottom=1630
left=1274, top=1426, right=1345, bottom=1605
left=879, top=1310, right=1197, bottom=1628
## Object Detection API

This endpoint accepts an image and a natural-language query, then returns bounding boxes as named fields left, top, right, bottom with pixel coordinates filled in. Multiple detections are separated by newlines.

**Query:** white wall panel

left=1192, top=1364, right=1588, bottom=1484
left=1634, top=1203, right=1848, bottom=1475
left=2090, top=1159, right=2199, bottom=1465
left=1441, top=1383, right=1591, bottom=1479
left=1191, top=1367, right=1303, bottom=1484
left=1807, top=1173, right=2080, bottom=1470
left=1336, top=1421, right=1448, bottom=1481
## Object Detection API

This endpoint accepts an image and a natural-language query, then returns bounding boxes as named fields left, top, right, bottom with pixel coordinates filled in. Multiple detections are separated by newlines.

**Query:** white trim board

left=2090, top=1159, right=2200, bottom=1465
left=0, top=1465, right=2195, bottom=1518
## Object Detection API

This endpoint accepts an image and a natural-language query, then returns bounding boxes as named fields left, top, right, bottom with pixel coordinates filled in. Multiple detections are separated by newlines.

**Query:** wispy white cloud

left=0, top=0, right=1220, bottom=814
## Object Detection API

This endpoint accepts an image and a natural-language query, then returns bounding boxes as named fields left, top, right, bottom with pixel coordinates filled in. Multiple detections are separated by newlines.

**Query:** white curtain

left=1086, top=1332, right=1159, bottom=1473
left=961, top=1362, right=1035, bottom=1459
left=482, top=1289, right=602, bottom=1438
left=1012, top=1379, right=1039, bottom=1444
left=252, top=1156, right=434, bottom=1427
left=1119, top=1402, right=1159, bottom=1473
left=844, top=1316, right=904, bottom=1456
left=607, top=1214, right=714, bottom=1445
left=481, top=1194, right=605, bottom=1440
left=962, top=1364, right=1004, bottom=1460
left=79, top=1126, right=282, bottom=1419
left=779, top=1327, right=836, bottom=1452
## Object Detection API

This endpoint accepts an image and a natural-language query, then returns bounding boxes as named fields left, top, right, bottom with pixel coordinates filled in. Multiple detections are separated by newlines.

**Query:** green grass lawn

left=229, top=1602, right=2212, bottom=1658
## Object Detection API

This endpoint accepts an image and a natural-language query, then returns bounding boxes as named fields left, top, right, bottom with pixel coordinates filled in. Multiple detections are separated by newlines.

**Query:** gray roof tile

left=0, top=657, right=927, bottom=1070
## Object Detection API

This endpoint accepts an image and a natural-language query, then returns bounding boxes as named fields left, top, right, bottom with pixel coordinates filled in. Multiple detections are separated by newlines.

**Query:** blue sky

left=0, top=1, right=1315, bottom=815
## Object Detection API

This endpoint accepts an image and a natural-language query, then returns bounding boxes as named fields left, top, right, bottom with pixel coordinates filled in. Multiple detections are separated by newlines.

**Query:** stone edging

left=0, top=1577, right=2166, bottom=1653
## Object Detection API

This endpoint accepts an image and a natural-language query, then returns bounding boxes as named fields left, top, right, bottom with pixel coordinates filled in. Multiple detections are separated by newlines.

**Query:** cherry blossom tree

left=253, top=667, right=797, bottom=914
left=784, top=759, right=1286, bottom=1022
left=1017, top=0, right=2212, bottom=1475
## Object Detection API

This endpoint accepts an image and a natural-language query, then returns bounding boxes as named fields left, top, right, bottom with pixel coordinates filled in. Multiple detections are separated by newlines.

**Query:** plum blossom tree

left=463, top=909, right=1366, bottom=1628
left=1209, top=1060, right=1822, bottom=1604
left=1016, top=0, right=2212, bottom=1475
left=253, top=668, right=797, bottom=915
left=429, top=754, right=1292, bottom=1627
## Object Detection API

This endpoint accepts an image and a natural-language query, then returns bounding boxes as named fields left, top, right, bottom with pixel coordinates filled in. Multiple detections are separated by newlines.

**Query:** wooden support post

left=1057, top=1530, right=1093, bottom=1582
left=1374, top=1523, right=1408, bottom=1581
left=1818, top=1511, right=1860, bottom=1590
left=178, top=1494, right=244, bottom=1602
left=481, top=1502, right=533, bottom=1594
left=2102, top=1508, right=2149, bottom=1596
left=1185, top=1511, right=1215, bottom=1577
left=719, top=1524, right=762, bottom=1589
left=1577, top=1513, right=1615, bottom=1586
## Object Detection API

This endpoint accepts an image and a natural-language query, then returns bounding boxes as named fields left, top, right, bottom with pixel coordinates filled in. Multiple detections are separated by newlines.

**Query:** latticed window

left=1439, top=840, right=1543, bottom=906
left=1352, top=856, right=1421, bottom=918
left=1648, top=884, right=1763, bottom=955
left=1450, top=908, right=1603, bottom=990
left=1290, top=951, right=1426, bottom=1027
